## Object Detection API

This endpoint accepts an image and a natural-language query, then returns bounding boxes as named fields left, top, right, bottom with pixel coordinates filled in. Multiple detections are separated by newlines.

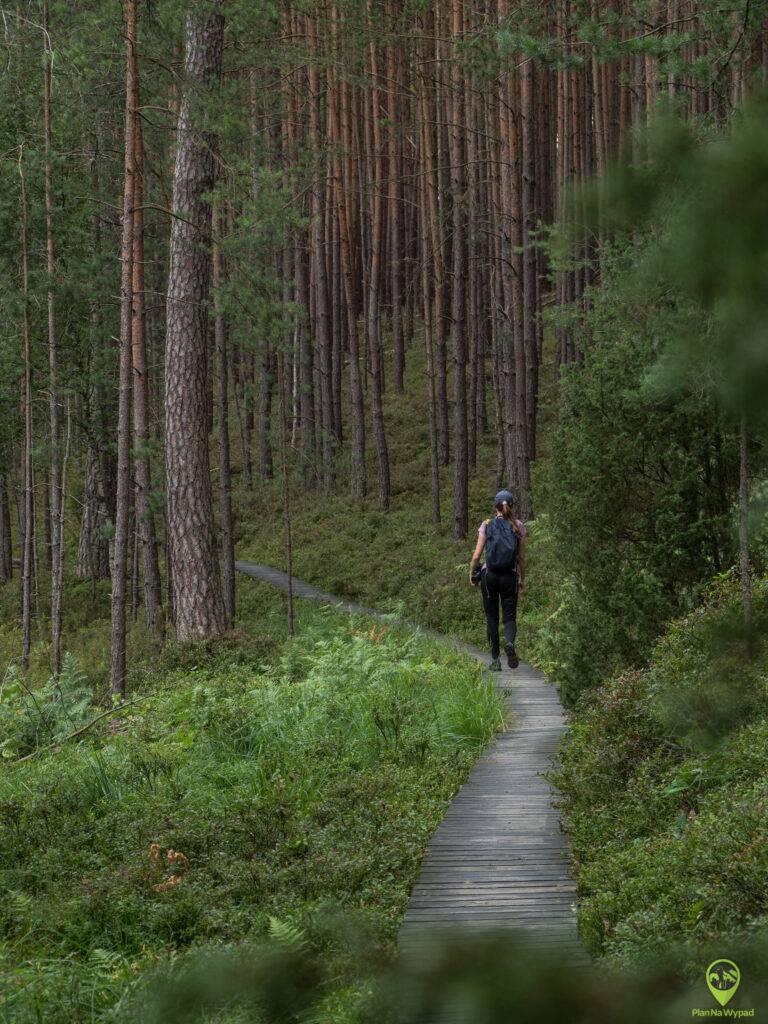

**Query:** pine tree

left=164, top=0, right=227, bottom=641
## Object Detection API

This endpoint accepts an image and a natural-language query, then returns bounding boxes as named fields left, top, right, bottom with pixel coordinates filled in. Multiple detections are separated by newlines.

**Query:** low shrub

left=553, top=574, right=768, bottom=967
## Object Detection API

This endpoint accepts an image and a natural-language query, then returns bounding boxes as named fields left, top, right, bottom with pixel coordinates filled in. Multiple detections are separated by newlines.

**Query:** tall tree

left=417, top=58, right=441, bottom=525
left=164, top=1, right=227, bottom=641
left=131, top=117, right=164, bottom=636
left=213, top=196, right=235, bottom=630
left=366, top=14, right=391, bottom=510
left=333, top=44, right=366, bottom=501
left=307, top=14, right=335, bottom=491
left=0, top=472, right=11, bottom=583
left=111, top=0, right=137, bottom=696
left=386, top=0, right=405, bottom=393
left=18, top=146, right=34, bottom=673
left=43, top=0, right=64, bottom=675
left=449, top=0, right=468, bottom=538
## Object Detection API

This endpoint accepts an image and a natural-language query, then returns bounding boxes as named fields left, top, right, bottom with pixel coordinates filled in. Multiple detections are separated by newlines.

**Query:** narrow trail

left=235, top=561, right=585, bottom=967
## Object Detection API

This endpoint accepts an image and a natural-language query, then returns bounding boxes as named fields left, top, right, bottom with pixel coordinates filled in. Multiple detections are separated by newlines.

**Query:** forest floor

left=0, top=575, right=504, bottom=1022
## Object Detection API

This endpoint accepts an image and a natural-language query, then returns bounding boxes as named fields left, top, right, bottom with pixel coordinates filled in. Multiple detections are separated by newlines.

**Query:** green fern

left=267, top=915, right=308, bottom=952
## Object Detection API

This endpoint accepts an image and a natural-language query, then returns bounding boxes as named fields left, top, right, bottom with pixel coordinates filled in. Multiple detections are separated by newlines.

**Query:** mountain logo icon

left=706, top=959, right=741, bottom=1007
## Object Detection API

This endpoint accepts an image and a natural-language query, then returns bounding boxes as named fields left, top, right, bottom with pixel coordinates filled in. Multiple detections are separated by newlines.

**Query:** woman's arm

left=469, top=533, right=485, bottom=585
left=518, top=536, right=526, bottom=593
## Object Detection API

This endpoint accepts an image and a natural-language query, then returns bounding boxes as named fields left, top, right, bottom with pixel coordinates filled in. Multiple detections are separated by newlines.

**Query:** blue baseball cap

left=494, top=490, right=516, bottom=505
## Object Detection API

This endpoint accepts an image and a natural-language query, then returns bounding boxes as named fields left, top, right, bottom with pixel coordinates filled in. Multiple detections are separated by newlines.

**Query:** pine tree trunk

left=366, top=21, right=391, bottom=511
left=420, top=15, right=449, bottom=466
left=77, top=448, right=110, bottom=582
left=259, top=344, right=274, bottom=482
left=234, top=347, right=253, bottom=489
left=521, top=49, right=539, bottom=488
left=277, top=350, right=294, bottom=636
left=43, top=471, right=52, bottom=572
left=18, top=149, right=33, bottom=672
left=43, top=0, right=64, bottom=675
left=164, top=2, right=226, bottom=641
left=131, top=511, right=139, bottom=623
left=386, top=0, right=405, bottom=393
left=335, top=67, right=366, bottom=501
left=495, top=7, right=519, bottom=491
left=307, top=14, right=335, bottom=491
left=111, top=0, right=137, bottom=695
left=417, top=67, right=441, bottom=525
left=0, top=472, right=11, bottom=583
left=131, top=116, right=163, bottom=636
left=295, top=239, right=316, bottom=476
left=739, top=414, right=753, bottom=640
left=449, top=0, right=468, bottom=538
left=213, top=197, right=235, bottom=630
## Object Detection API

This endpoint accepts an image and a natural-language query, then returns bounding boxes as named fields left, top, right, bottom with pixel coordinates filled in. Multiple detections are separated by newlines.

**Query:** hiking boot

left=489, top=657, right=502, bottom=672
left=505, top=644, right=519, bottom=669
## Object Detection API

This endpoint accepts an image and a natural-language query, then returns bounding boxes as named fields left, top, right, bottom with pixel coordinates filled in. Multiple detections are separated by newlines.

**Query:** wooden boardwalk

left=235, top=562, right=585, bottom=968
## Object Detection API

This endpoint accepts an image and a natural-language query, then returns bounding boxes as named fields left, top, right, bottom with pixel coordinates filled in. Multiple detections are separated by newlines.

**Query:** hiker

left=469, top=490, right=526, bottom=671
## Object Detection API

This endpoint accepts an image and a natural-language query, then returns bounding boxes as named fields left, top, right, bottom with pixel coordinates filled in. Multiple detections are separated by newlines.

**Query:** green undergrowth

left=238, top=485, right=556, bottom=665
left=0, top=575, right=159, bottom=698
left=553, top=573, right=768, bottom=972
left=0, top=580, right=502, bottom=1023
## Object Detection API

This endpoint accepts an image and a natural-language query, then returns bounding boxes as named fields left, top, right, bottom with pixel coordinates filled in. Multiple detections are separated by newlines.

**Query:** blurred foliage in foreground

left=115, top=925, right=768, bottom=1023
left=592, top=94, right=768, bottom=431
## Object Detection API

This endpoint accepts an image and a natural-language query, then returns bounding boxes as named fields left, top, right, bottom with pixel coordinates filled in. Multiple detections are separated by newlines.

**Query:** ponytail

left=494, top=499, right=521, bottom=534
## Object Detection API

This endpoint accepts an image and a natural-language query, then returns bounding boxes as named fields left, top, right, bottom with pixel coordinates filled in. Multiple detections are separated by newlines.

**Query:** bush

left=539, top=235, right=743, bottom=704
left=553, top=575, right=768, bottom=967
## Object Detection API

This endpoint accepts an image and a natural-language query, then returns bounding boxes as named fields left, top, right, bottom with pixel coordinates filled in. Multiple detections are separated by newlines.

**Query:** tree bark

left=295, top=239, right=316, bottom=477
left=0, top=472, right=11, bottom=583
left=213, top=197, right=235, bottom=631
left=277, top=350, right=294, bottom=636
left=366, top=21, right=391, bottom=511
left=419, top=14, right=449, bottom=467
left=111, top=0, right=137, bottom=695
left=738, top=414, right=753, bottom=641
left=449, top=0, right=468, bottom=538
left=132, top=116, right=163, bottom=636
left=164, top=1, right=226, bottom=641
left=307, top=14, right=335, bottom=491
left=417, top=65, right=441, bottom=525
left=386, top=0, right=405, bottom=393
left=521, top=48, right=539, bottom=489
left=77, top=447, right=110, bottom=583
left=335, top=65, right=366, bottom=501
left=258, top=344, right=274, bottom=482
left=18, top=148, right=33, bottom=672
left=43, top=0, right=64, bottom=675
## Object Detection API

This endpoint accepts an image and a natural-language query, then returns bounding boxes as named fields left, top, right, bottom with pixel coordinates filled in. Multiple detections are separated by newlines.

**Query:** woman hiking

left=469, top=490, right=526, bottom=671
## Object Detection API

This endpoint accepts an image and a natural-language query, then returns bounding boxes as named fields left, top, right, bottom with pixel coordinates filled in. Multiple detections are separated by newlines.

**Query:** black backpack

left=484, top=517, right=519, bottom=572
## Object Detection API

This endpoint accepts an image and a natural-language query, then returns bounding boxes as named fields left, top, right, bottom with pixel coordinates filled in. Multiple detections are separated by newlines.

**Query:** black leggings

left=480, top=567, right=519, bottom=659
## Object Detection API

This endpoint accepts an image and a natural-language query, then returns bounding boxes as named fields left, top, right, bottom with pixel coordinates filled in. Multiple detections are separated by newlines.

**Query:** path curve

left=235, top=562, right=585, bottom=965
